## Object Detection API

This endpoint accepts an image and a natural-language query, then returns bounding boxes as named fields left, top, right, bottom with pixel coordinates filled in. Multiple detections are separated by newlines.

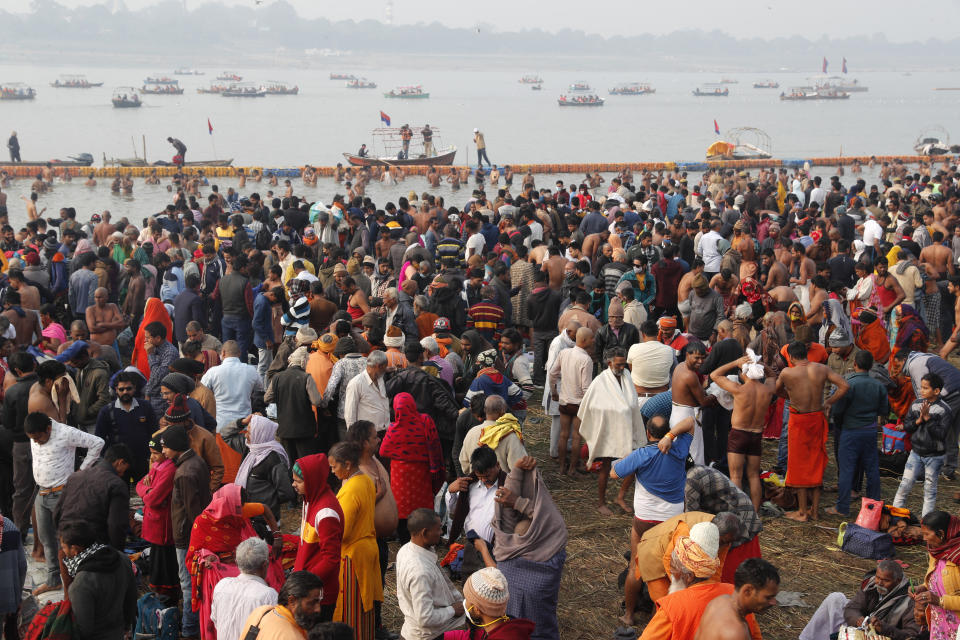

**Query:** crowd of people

left=1, top=156, right=960, bottom=640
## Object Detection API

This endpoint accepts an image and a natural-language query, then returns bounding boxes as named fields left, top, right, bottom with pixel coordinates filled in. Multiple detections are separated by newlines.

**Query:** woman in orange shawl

left=131, top=297, right=174, bottom=378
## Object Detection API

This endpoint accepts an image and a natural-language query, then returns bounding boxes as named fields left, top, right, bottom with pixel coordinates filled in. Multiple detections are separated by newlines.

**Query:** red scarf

left=928, top=516, right=960, bottom=564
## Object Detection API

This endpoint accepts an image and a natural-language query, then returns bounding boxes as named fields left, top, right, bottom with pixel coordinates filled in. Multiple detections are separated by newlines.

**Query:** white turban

left=743, top=348, right=765, bottom=380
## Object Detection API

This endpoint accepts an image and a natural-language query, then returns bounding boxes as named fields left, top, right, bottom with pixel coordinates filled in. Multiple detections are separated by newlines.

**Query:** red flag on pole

left=714, top=119, right=720, bottom=135
left=822, top=57, right=828, bottom=73
left=208, top=118, right=213, bottom=135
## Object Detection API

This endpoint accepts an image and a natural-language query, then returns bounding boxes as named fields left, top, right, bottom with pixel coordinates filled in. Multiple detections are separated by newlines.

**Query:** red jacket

left=136, top=458, right=176, bottom=546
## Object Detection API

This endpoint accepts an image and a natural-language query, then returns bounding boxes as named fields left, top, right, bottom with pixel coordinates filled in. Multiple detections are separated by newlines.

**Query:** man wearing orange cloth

left=639, top=522, right=761, bottom=640
left=774, top=341, right=849, bottom=523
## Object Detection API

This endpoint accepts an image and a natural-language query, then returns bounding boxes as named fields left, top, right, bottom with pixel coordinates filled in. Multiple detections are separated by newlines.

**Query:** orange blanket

left=856, top=319, right=890, bottom=365
left=785, top=408, right=828, bottom=488
left=131, top=297, right=174, bottom=378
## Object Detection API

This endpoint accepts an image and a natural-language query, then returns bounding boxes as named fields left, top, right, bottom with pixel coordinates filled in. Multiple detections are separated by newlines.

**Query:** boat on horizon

left=780, top=86, right=849, bottom=100
left=531, top=84, right=542, bottom=91
left=719, top=78, right=739, bottom=84
left=519, top=74, right=543, bottom=84
left=51, top=74, right=103, bottom=88
left=568, top=81, right=592, bottom=92
left=557, top=94, right=604, bottom=107
left=384, top=85, right=429, bottom=99
left=222, top=82, right=266, bottom=97
left=174, top=68, right=204, bottom=76
left=0, top=83, right=36, bottom=100
left=264, top=81, right=299, bottom=95
left=217, top=72, right=243, bottom=82
left=693, top=84, right=729, bottom=97
left=197, top=84, right=228, bottom=94
left=915, top=126, right=953, bottom=155
left=608, top=82, right=655, bottom=95
left=815, top=75, right=868, bottom=92
left=141, top=83, right=183, bottom=95
left=346, top=78, right=377, bottom=89
left=330, top=73, right=356, bottom=80
left=111, top=86, right=141, bottom=108
left=144, top=75, right=177, bottom=85
left=1, top=153, right=93, bottom=167
left=753, top=79, right=780, bottom=89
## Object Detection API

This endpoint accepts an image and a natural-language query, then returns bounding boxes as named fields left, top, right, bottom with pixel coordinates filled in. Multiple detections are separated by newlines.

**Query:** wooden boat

left=174, top=68, right=204, bottom=76
left=197, top=85, right=228, bottom=94
left=343, top=148, right=456, bottom=167
left=384, top=85, right=429, bottom=99
left=51, top=75, right=103, bottom=88
left=141, top=84, right=184, bottom=95
left=222, top=82, right=266, bottom=97
left=519, top=75, right=543, bottom=84
left=608, top=82, right=655, bottom=95
left=531, top=84, right=542, bottom=91
left=693, top=85, right=729, bottom=96
left=915, top=127, right=951, bottom=155
left=557, top=94, right=604, bottom=106
left=144, top=75, right=177, bottom=85
left=111, top=87, right=141, bottom=108
left=815, top=75, right=868, bottom=92
left=568, top=81, right=592, bottom=92
left=330, top=73, right=356, bottom=80
left=780, top=86, right=849, bottom=100
left=346, top=78, right=377, bottom=89
left=217, top=72, right=243, bottom=82
left=0, top=83, right=36, bottom=100
left=105, top=156, right=233, bottom=167
left=264, top=81, right=299, bottom=95
left=706, top=128, right=772, bottom=160
left=2, top=154, right=93, bottom=167
left=753, top=80, right=780, bottom=89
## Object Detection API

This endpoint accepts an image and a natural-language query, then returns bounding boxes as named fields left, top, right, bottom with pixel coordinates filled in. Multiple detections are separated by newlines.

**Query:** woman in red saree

left=131, top=297, right=173, bottom=378
left=378, top=392, right=443, bottom=543
left=186, top=483, right=285, bottom=640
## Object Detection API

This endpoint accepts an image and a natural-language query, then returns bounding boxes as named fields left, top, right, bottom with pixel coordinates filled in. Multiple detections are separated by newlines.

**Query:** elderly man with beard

left=798, top=559, right=919, bottom=640
left=239, top=571, right=326, bottom=640
left=638, top=522, right=763, bottom=640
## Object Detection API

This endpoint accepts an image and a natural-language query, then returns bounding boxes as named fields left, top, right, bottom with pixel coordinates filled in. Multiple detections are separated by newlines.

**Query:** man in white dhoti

left=542, top=320, right=579, bottom=458
left=670, top=340, right=715, bottom=465
left=577, top=346, right=646, bottom=516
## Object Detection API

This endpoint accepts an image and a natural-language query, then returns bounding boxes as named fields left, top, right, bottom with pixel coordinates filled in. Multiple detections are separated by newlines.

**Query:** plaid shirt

left=684, top=465, right=762, bottom=543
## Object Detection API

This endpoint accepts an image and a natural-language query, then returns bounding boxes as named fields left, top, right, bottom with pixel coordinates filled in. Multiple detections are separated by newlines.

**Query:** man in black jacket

left=593, top=299, right=640, bottom=373
left=173, top=274, right=205, bottom=346
left=386, top=343, right=461, bottom=468
left=54, top=443, right=131, bottom=551
left=528, top=270, right=563, bottom=386
left=3, top=351, right=37, bottom=538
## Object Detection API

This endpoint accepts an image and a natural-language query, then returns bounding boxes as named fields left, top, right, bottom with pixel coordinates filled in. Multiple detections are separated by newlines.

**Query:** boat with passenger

left=51, top=74, right=103, bottom=88
left=384, top=85, right=429, bottom=99
left=111, top=87, right=141, bottom=108
left=0, top=83, right=36, bottom=100
left=222, top=82, right=267, bottom=97
left=557, top=94, right=604, bottom=107
left=693, top=84, right=729, bottom=96
left=608, top=82, right=655, bottom=95
left=264, top=81, right=299, bottom=95
left=346, top=78, right=377, bottom=89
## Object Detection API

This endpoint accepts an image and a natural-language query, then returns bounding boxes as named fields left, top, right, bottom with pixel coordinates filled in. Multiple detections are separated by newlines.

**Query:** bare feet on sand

left=784, top=510, right=809, bottom=522
left=597, top=504, right=614, bottom=516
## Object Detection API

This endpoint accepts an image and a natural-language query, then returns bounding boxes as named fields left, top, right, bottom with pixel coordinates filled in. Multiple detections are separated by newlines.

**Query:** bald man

left=548, top=326, right=595, bottom=475
left=86, top=287, right=126, bottom=346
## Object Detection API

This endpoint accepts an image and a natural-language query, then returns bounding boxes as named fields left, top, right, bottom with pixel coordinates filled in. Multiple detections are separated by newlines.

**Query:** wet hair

left=682, top=341, right=706, bottom=358
left=734, top=558, right=780, bottom=591
left=786, top=341, right=808, bottom=361
left=470, top=445, right=499, bottom=474
left=278, top=570, right=324, bottom=605
left=328, top=441, right=362, bottom=467
left=36, top=360, right=66, bottom=384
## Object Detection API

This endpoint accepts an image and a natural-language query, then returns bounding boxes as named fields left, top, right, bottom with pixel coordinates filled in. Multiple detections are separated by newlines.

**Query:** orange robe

left=785, top=408, right=828, bottom=488
left=639, top=582, right=761, bottom=640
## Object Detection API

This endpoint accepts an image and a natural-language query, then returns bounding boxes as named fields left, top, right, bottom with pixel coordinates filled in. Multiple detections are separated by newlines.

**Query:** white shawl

left=541, top=331, right=575, bottom=414
left=577, top=369, right=646, bottom=464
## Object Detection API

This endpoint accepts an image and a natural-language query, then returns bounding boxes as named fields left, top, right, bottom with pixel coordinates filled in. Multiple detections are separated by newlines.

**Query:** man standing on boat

left=167, top=136, right=186, bottom=167
left=422, top=124, right=434, bottom=157
left=7, top=131, right=20, bottom=163
left=400, top=125, right=412, bottom=159
left=474, top=128, right=491, bottom=167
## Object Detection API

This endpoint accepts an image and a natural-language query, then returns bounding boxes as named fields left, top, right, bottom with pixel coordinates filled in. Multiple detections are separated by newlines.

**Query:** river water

left=0, top=63, right=956, bottom=228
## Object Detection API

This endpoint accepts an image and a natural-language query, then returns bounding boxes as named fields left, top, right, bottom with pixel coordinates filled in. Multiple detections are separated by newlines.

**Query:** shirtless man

left=939, top=276, right=960, bottom=358
left=789, top=242, right=816, bottom=287
left=709, top=355, right=776, bottom=510
left=761, top=248, right=789, bottom=289
left=920, top=233, right=956, bottom=279
left=21, top=192, right=43, bottom=221
left=85, top=288, right=126, bottom=346
left=805, top=276, right=829, bottom=327
left=767, top=285, right=798, bottom=312
left=670, top=341, right=715, bottom=465
left=427, top=168, right=441, bottom=188
left=541, top=246, right=567, bottom=291
left=774, top=341, right=849, bottom=522
left=693, top=558, right=780, bottom=640
left=121, top=259, right=146, bottom=326
left=446, top=169, right=460, bottom=190
left=874, top=259, right=905, bottom=315
left=581, top=230, right=609, bottom=267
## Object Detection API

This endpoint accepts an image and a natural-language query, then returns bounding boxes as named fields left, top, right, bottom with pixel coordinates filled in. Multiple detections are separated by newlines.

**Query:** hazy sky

left=9, top=0, right=957, bottom=42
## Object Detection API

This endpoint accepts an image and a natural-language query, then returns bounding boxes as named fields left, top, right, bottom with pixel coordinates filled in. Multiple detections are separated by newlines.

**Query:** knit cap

left=161, top=372, right=195, bottom=395
left=608, top=299, right=624, bottom=318
left=160, top=424, right=190, bottom=452
left=164, top=393, right=192, bottom=425
left=463, top=567, right=510, bottom=618
left=296, top=326, right=318, bottom=347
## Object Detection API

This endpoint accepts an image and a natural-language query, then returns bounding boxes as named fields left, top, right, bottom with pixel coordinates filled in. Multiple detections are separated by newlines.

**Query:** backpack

left=255, top=225, right=272, bottom=251
left=24, top=600, right=74, bottom=640
left=134, top=592, right=180, bottom=640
